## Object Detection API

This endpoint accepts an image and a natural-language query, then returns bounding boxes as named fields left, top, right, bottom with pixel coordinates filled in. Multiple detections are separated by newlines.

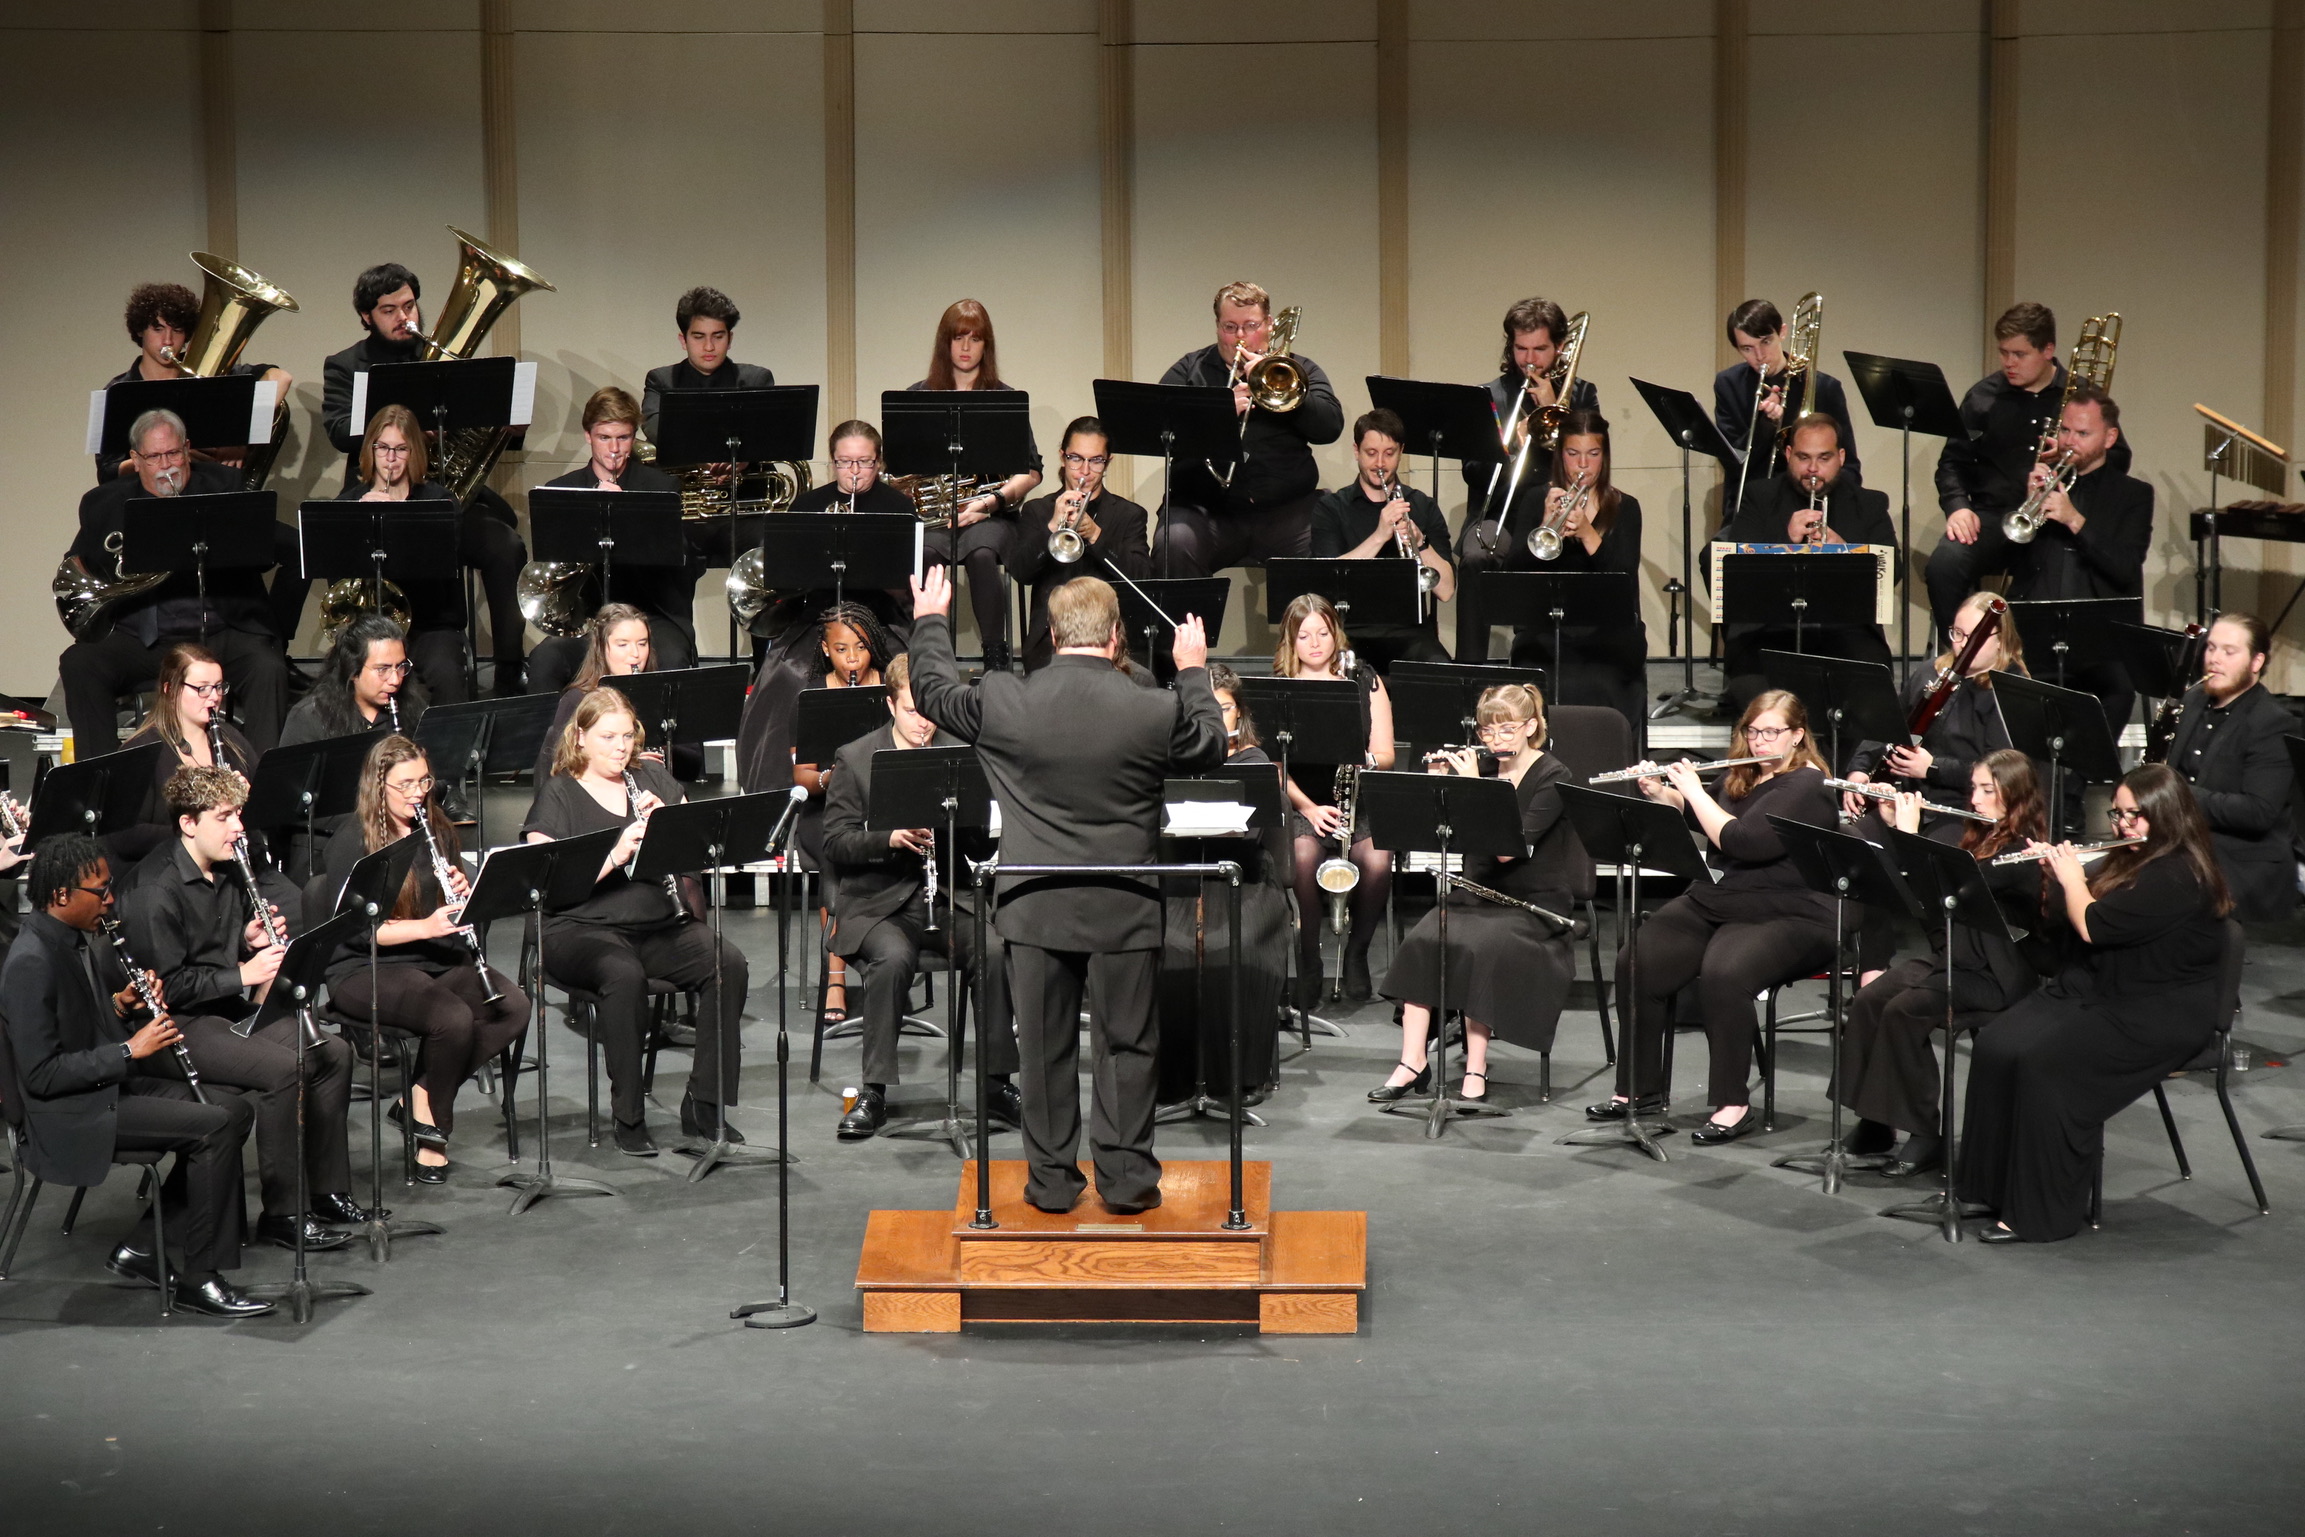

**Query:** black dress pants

left=62, top=626, right=289, bottom=756
left=268, top=521, right=310, bottom=647
left=175, top=1012, right=354, bottom=1216
left=326, top=962, right=528, bottom=1134
left=1615, top=894, right=1835, bottom=1108
left=1836, top=955, right=2024, bottom=1137
left=844, top=903, right=1016, bottom=1087
left=113, top=1073, right=253, bottom=1275
left=1150, top=495, right=1313, bottom=580
left=1923, top=524, right=2021, bottom=640
left=924, top=518, right=1018, bottom=656
left=1008, top=943, right=1161, bottom=1211
left=542, top=918, right=747, bottom=1123
left=1453, top=519, right=1509, bottom=660
left=464, top=489, right=528, bottom=670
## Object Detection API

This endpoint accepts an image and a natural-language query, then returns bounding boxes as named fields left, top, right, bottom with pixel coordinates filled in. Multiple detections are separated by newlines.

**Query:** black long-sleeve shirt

left=320, top=332, right=425, bottom=479
left=2165, top=680, right=2298, bottom=922
left=119, top=840, right=268, bottom=1020
left=1713, top=362, right=1863, bottom=496
left=1158, top=343, right=1343, bottom=512
left=1846, top=670, right=2012, bottom=796
left=640, top=358, right=776, bottom=444
left=1933, top=362, right=2137, bottom=517
left=70, top=463, right=277, bottom=644
left=1685, top=765, right=1839, bottom=921
left=2006, top=462, right=2152, bottom=602
left=1456, top=371, right=1602, bottom=526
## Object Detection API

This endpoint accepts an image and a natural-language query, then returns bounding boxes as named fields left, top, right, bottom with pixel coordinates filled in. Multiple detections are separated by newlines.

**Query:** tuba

left=407, top=225, right=555, bottom=501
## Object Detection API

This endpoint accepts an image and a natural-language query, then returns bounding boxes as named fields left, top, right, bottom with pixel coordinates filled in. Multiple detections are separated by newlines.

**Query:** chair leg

left=0, top=1174, right=42, bottom=1279
left=2154, top=1083, right=2192, bottom=1180
left=1586, top=899, right=1615, bottom=1066
left=1758, top=988, right=1779, bottom=1133
left=1539, top=1050, right=1552, bottom=1104
left=149, top=1168, right=169, bottom=1322
left=809, top=928, right=834, bottom=1083
left=396, top=1038, right=421, bottom=1186
left=584, top=1003, right=601, bottom=1147
left=501, top=1032, right=527, bottom=1161
left=61, top=1185, right=86, bottom=1235
left=643, top=996, right=663, bottom=1101
left=2089, top=1140, right=2104, bottom=1229
left=2215, top=1063, right=2272, bottom=1216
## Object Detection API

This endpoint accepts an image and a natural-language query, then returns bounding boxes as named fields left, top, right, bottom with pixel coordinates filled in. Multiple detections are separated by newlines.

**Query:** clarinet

left=97, top=917, right=208, bottom=1104
left=623, top=770, right=687, bottom=917
left=414, top=796, right=506, bottom=1004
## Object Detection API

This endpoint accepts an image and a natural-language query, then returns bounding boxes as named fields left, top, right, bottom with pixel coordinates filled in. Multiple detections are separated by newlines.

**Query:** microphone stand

left=734, top=787, right=814, bottom=1328
left=681, top=793, right=784, bottom=1183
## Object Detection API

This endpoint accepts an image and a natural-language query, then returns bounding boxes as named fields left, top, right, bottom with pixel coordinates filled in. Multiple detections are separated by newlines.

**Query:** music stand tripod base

left=1379, top=1092, right=1510, bottom=1139
left=1557, top=1112, right=1671, bottom=1162
left=1157, top=1093, right=1267, bottom=1129
left=674, top=1135, right=790, bottom=1182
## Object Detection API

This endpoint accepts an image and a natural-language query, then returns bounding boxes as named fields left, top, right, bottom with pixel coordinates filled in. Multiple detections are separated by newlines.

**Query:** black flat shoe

left=986, top=1080, right=1023, bottom=1129
left=1341, top=948, right=1373, bottom=1002
left=174, top=1274, right=276, bottom=1318
left=1978, top=1224, right=2024, bottom=1244
left=310, top=1192, right=388, bottom=1226
left=1690, top=1110, right=1759, bottom=1147
left=838, top=1087, right=888, bottom=1140
left=105, top=1241, right=167, bottom=1290
left=1459, top=1069, right=1488, bottom=1102
left=680, top=1092, right=747, bottom=1144
left=255, top=1213, right=354, bottom=1252
left=1583, top=1096, right=1665, bottom=1122
left=387, top=1098, right=448, bottom=1152
left=412, top=1160, right=449, bottom=1185
left=1291, top=969, right=1324, bottom=1014
left=613, top=1119, right=659, bottom=1157
left=1368, top=1062, right=1432, bottom=1103
left=1882, top=1134, right=1944, bottom=1179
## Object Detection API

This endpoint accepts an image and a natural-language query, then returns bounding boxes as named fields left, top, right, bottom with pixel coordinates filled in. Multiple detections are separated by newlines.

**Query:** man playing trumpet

left=1311, top=408, right=1454, bottom=674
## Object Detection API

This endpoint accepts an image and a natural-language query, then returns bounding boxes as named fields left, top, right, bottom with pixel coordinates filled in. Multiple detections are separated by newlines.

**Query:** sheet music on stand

left=1707, top=543, right=1896, bottom=626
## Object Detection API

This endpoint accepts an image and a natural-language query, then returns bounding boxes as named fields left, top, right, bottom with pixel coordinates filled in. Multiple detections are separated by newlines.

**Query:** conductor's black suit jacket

left=907, top=614, right=1227, bottom=951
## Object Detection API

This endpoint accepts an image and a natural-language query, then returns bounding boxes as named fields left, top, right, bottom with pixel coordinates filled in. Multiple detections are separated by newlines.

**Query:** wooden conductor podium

left=855, top=1160, right=1365, bottom=1334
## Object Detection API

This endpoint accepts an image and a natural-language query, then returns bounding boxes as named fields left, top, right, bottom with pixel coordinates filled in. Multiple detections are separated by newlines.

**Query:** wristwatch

left=119, top=1041, right=133, bottom=1061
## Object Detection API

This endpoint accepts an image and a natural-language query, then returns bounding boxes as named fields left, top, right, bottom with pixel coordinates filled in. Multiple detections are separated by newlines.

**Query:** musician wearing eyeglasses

left=121, top=766, right=371, bottom=1255
left=1311, top=409, right=1454, bottom=675
left=1718, top=413, right=1898, bottom=715
left=59, top=408, right=292, bottom=757
left=1839, top=590, right=2023, bottom=827
left=333, top=403, right=475, bottom=705
left=279, top=615, right=423, bottom=879
left=1008, top=417, right=1151, bottom=672
left=1456, top=298, right=1597, bottom=661
left=821, top=653, right=1018, bottom=1140
left=96, top=282, right=292, bottom=483
left=322, top=263, right=530, bottom=695
left=1151, top=281, right=1344, bottom=582
left=2160, top=612, right=2297, bottom=923
left=112, top=644, right=259, bottom=870
left=1713, top=298, right=1864, bottom=519
left=769, top=420, right=920, bottom=636
left=1501, top=408, right=1649, bottom=738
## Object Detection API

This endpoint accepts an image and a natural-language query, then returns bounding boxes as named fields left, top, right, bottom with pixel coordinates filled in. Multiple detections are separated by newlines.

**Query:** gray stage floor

left=5, top=817, right=2304, bottom=1533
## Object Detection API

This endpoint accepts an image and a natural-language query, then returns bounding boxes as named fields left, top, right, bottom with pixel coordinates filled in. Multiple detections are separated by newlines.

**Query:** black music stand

left=1844, top=353, right=1963, bottom=678
left=1159, top=765, right=1286, bottom=1124
left=240, top=908, right=374, bottom=1324
left=94, top=374, right=275, bottom=465
left=1357, top=770, right=1525, bottom=1137
left=794, top=685, right=890, bottom=767
left=475, top=827, right=624, bottom=1214
left=1263, top=558, right=1423, bottom=634
left=1229, top=677, right=1365, bottom=1036
left=732, top=785, right=818, bottom=1330
left=1759, top=650, right=1905, bottom=775
left=2005, top=596, right=2142, bottom=693
left=1114, top=577, right=1228, bottom=681
left=1555, top=785, right=1711, bottom=1161
left=245, top=731, right=387, bottom=881
left=883, top=390, right=1035, bottom=483
left=298, top=499, right=460, bottom=615
left=607, top=664, right=750, bottom=758
left=1989, top=669, right=2123, bottom=840
left=333, top=833, right=439, bottom=1261
left=119, top=491, right=277, bottom=642
left=863, top=746, right=995, bottom=1158
left=1717, top=552, right=1880, bottom=655
left=2111, top=621, right=2206, bottom=762
left=633, top=791, right=795, bottom=1181
left=1478, top=571, right=1639, bottom=710
left=654, top=385, right=818, bottom=485
left=1092, top=380, right=1240, bottom=577
left=528, top=488, right=685, bottom=608
left=1631, top=377, right=1741, bottom=717
left=1386, top=660, right=1546, bottom=748
left=27, top=742, right=167, bottom=845
left=1880, top=826, right=2016, bottom=1241
left=359, top=356, right=522, bottom=452
left=1363, top=375, right=1503, bottom=508
left=1765, top=817, right=1917, bottom=1194
left=415, top=692, right=561, bottom=851
left=748, top=511, right=919, bottom=611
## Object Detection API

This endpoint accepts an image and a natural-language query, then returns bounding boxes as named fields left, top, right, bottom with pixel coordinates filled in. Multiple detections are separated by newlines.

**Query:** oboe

left=1824, top=777, right=1997, bottom=825
left=623, top=770, right=687, bottom=915
left=97, top=917, right=207, bottom=1104
left=414, top=795, right=505, bottom=1004
left=1989, top=836, right=2145, bottom=867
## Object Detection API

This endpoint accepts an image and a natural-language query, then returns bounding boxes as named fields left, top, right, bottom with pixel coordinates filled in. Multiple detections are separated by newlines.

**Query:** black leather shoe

left=105, top=1241, right=167, bottom=1290
left=613, top=1119, right=659, bottom=1157
left=174, top=1274, right=276, bottom=1318
left=387, top=1098, right=448, bottom=1152
left=412, top=1160, right=450, bottom=1185
left=1102, top=1190, right=1163, bottom=1215
left=490, top=662, right=527, bottom=699
left=986, top=1079, right=1023, bottom=1129
left=310, top=1192, right=388, bottom=1226
left=1882, top=1134, right=1944, bottom=1180
left=658, top=1019, right=698, bottom=1049
left=1978, top=1223, right=2024, bottom=1244
left=1341, top=947, right=1373, bottom=1002
left=255, top=1213, right=354, bottom=1252
left=1583, top=1096, right=1665, bottom=1122
left=1291, top=969, right=1324, bottom=1014
left=1367, top=1062, right=1432, bottom=1103
left=838, top=1087, right=888, bottom=1141
left=680, top=1092, right=747, bottom=1145
left=1690, top=1110, right=1759, bottom=1147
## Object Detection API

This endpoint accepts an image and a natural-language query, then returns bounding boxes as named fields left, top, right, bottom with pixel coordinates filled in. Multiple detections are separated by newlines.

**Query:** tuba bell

left=518, top=561, right=595, bottom=639
left=408, top=226, right=555, bottom=502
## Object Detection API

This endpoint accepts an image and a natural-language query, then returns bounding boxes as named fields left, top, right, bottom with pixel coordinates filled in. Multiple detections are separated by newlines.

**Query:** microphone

left=766, top=781, right=808, bottom=859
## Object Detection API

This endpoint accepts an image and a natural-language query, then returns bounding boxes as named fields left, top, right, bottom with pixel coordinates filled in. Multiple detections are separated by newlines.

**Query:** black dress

left=1956, top=857, right=2224, bottom=1241
left=109, top=720, right=257, bottom=874
left=1504, top=493, right=1649, bottom=740
left=1380, top=753, right=1589, bottom=1052
left=1157, top=745, right=1292, bottom=1099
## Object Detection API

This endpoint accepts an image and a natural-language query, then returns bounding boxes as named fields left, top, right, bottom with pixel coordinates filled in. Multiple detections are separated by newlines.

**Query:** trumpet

left=1529, top=473, right=1590, bottom=562
left=1588, top=755, right=1774, bottom=785
left=1381, top=472, right=1441, bottom=598
left=1824, top=777, right=1997, bottom=824
left=2002, top=448, right=2078, bottom=544
left=1798, top=482, right=1829, bottom=544
left=97, top=918, right=208, bottom=1103
left=1049, top=463, right=1099, bottom=564
left=1989, top=836, right=2144, bottom=867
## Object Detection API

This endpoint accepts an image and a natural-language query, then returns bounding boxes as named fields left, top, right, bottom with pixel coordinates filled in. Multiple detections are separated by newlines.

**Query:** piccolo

left=1989, top=836, right=2144, bottom=867
left=1824, top=777, right=1996, bottom=824
left=1587, top=755, right=1773, bottom=785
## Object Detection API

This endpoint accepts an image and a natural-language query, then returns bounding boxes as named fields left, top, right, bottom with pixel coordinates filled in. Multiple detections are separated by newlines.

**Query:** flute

left=97, top=917, right=207, bottom=1104
left=1989, top=836, right=2145, bottom=867
left=1588, top=755, right=1773, bottom=785
left=1824, top=777, right=1996, bottom=825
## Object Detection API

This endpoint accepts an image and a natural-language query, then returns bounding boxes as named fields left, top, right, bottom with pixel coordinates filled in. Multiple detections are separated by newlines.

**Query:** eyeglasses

left=365, top=660, right=415, bottom=680
left=1745, top=724, right=1796, bottom=743
left=1475, top=720, right=1527, bottom=739
left=832, top=456, right=878, bottom=471
left=387, top=776, right=435, bottom=796
left=73, top=881, right=113, bottom=900
left=134, top=445, right=189, bottom=463
left=373, top=442, right=410, bottom=456
left=181, top=681, right=226, bottom=699
left=2109, top=806, right=2144, bottom=825
left=1060, top=453, right=1111, bottom=469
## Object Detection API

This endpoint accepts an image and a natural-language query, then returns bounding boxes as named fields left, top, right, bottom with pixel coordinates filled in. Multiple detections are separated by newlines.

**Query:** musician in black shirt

left=641, top=286, right=777, bottom=639
left=95, top=281, right=292, bottom=482
left=1151, top=281, right=1344, bottom=580
left=1842, top=590, right=2021, bottom=822
left=59, top=409, right=291, bottom=756
left=752, top=419, right=919, bottom=640
left=2163, top=612, right=2297, bottom=922
left=335, top=404, right=474, bottom=704
left=1456, top=298, right=1598, bottom=660
left=320, top=263, right=529, bottom=693
left=1310, top=409, right=1455, bottom=674
left=1503, top=408, right=1649, bottom=737
left=1009, top=417, right=1152, bottom=672
left=1713, top=298, right=1863, bottom=520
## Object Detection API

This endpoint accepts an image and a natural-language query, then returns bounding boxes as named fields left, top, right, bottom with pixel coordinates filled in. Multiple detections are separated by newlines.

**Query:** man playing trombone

left=1151, top=281, right=1343, bottom=581
left=1008, top=416, right=1151, bottom=672
left=1311, top=408, right=1455, bottom=674
left=1713, top=298, right=1863, bottom=521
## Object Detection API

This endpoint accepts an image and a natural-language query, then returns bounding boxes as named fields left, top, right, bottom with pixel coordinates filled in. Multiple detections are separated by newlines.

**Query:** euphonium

left=1315, top=762, right=1362, bottom=937
left=519, top=560, right=595, bottom=638
left=1529, top=472, right=1590, bottom=562
left=319, top=573, right=412, bottom=644
left=1242, top=305, right=1307, bottom=414
left=409, top=226, right=556, bottom=502
left=1533, top=311, right=1590, bottom=451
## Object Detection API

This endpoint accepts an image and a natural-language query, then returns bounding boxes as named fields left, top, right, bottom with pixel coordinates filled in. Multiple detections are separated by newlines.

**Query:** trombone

left=1731, top=292, right=1822, bottom=513
left=1219, top=305, right=1305, bottom=487
left=1491, top=312, right=1590, bottom=531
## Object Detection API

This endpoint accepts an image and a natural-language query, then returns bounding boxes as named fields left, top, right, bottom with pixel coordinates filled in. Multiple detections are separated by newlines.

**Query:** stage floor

left=4, top=820, right=2303, bottom=1532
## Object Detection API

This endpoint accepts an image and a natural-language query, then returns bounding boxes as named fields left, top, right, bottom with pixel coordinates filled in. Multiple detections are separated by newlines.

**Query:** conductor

left=906, top=568, right=1227, bottom=1214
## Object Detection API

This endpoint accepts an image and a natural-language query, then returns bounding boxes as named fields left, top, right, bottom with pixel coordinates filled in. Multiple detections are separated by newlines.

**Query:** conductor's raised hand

left=910, top=565, right=953, bottom=620
left=1171, top=614, right=1209, bottom=672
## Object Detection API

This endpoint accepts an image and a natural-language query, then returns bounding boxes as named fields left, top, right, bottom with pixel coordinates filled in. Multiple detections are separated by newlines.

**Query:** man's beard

left=152, top=466, right=185, bottom=497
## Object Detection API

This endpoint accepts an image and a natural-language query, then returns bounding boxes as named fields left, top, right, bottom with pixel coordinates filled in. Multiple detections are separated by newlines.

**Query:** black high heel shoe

left=1367, top=1062, right=1432, bottom=1103
left=1459, top=1069, right=1488, bottom=1102
left=387, top=1097, right=448, bottom=1152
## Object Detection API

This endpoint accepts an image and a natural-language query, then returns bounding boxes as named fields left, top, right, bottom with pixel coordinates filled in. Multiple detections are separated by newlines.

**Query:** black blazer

left=642, top=359, right=776, bottom=443
left=907, top=615, right=1226, bottom=950
left=2166, top=682, right=2297, bottom=922
left=2008, top=463, right=2153, bottom=603
left=823, top=722, right=926, bottom=958
left=1007, top=488, right=1153, bottom=660
left=1726, top=473, right=1896, bottom=551
left=0, top=913, right=134, bottom=1188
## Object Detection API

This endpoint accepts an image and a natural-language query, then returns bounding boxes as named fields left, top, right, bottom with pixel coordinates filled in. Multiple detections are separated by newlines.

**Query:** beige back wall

left=2, top=1, right=2301, bottom=701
